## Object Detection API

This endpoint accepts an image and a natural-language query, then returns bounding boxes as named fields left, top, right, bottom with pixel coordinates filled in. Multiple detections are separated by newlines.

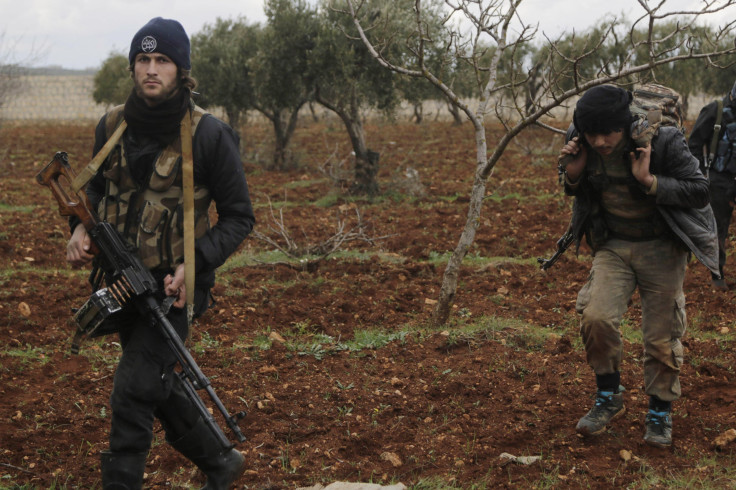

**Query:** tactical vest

left=713, top=106, right=736, bottom=173
left=98, top=105, right=211, bottom=271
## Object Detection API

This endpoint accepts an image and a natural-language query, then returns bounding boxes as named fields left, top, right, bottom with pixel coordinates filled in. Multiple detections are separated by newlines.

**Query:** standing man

left=558, top=85, right=718, bottom=448
left=687, top=81, right=736, bottom=290
left=66, top=17, right=255, bottom=488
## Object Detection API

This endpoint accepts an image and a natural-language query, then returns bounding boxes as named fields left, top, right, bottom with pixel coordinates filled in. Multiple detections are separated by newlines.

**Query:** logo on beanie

left=141, top=36, right=157, bottom=53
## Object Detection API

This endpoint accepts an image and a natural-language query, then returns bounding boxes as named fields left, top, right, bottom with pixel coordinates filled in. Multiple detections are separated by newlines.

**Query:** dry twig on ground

left=251, top=194, right=394, bottom=270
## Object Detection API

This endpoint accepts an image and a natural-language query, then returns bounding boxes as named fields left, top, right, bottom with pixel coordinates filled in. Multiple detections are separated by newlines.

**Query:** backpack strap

left=707, top=98, right=724, bottom=171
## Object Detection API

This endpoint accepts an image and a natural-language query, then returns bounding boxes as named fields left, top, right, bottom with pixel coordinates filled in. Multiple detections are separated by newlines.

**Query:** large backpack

left=629, top=83, right=685, bottom=147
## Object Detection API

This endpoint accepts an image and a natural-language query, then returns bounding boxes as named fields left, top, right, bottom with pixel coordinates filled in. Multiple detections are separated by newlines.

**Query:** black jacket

left=564, top=126, right=719, bottom=275
left=688, top=96, right=731, bottom=171
left=77, top=110, right=255, bottom=290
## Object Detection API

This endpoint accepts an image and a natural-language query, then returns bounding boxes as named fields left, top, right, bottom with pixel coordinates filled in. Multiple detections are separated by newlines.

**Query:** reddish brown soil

left=2, top=119, right=736, bottom=489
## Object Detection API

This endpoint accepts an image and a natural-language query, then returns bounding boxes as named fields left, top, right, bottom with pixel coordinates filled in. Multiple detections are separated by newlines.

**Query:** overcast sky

left=1, top=0, right=732, bottom=70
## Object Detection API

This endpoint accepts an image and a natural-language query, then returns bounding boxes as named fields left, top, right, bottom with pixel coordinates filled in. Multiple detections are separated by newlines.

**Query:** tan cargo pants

left=576, top=237, right=688, bottom=402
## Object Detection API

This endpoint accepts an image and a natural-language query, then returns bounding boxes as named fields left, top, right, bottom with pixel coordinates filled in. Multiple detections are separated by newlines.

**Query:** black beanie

left=573, top=85, right=633, bottom=135
left=129, top=17, right=191, bottom=70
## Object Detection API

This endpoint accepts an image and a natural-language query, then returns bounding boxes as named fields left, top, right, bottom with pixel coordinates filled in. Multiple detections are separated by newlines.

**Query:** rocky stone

left=714, top=428, right=736, bottom=450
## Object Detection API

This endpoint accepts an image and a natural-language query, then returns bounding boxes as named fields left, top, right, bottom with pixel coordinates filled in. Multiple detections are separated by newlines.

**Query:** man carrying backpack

left=688, top=81, right=736, bottom=290
left=558, top=85, right=718, bottom=448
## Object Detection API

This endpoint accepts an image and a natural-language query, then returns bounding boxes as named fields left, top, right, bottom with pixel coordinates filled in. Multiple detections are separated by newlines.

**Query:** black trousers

left=108, top=290, right=208, bottom=453
left=708, top=170, right=736, bottom=277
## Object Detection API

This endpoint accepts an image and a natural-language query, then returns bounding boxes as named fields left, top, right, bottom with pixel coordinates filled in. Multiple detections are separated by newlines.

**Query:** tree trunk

left=413, top=103, right=423, bottom=124
left=225, top=107, right=241, bottom=130
left=446, top=97, right=464, bottom=125
left=432, top=122, right=490, bottom=326
left=352, top=149, right=380, bottom=195
left=257, top=102, right=306, bottom=171
left=308, top=101, right=320, bottom=122
left=315, top=88, right=380, bottom=195
left=681, top=93, right=690, bottom=122
left=271, top=110, right=288, bottom=170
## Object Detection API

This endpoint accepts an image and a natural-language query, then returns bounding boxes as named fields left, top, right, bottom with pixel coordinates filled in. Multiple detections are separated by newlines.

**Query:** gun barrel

left=143, top=295, right=245, bottom=446
left=538, top=230, right=575, bottom=271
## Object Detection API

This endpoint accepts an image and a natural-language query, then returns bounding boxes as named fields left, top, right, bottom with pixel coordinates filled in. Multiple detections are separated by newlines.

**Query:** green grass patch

left=619, top=317, right=643, bottom=344
left=0, top=344, right=52, bottom=370
left=426, top=251, right=537, bottom=267
left=286, top=328, right=410, bottom=360
left=689, top=317, right=736, bottom=342
left=220, top=248, right=407, bottom=274
left=0, top=202, right=37, bottom=213
left=251, top=199, right=297, bottom=210
left=0, top=266, right=87, bottom=280
left=632, top=454, right=736, bottom=488
left=440, top=314, right=564, bottom=352
left=437, top=193, right=463, bottom=203
left=313, top=193, right=340, bottom=208
left=249, top=321, right=412, bottom=361
left=484, top=191, right=525, bottom=203
left=282, top=178, right=330, bottom=189
left=192, top=331, right=220, bottom=355
left=81, top=341, right=122, bottom=373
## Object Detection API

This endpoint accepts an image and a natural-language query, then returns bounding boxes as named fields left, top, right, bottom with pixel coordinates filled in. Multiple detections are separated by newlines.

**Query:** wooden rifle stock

left=36, top=152, right=99, bottom=238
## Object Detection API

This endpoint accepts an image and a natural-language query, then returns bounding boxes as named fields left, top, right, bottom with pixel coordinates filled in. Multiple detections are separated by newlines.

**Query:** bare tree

left=252, top=195, right=393, bottom=270
left=342, top=0, right=736, bottom=325
left=0, top=32, right=45, bottom=115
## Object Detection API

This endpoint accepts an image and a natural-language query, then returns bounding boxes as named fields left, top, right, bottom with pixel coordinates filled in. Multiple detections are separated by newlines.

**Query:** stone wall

left=0, top=74, right=107, bottom=121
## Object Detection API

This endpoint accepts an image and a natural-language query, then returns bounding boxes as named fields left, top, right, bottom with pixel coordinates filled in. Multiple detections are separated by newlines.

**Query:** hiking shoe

left=644, top=410, right=672, bottom=448
left=576, top=391, right=625, bottom=436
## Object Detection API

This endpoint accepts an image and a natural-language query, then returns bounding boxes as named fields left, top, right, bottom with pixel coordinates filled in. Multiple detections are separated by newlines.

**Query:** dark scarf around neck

left=123, top=88, right=191, bottom=146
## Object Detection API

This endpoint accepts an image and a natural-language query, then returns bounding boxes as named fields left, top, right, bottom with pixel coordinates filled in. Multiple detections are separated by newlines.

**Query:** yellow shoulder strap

left=71, top=120, right=127, bottom=194
left=180, top=111, right=196, bottom=324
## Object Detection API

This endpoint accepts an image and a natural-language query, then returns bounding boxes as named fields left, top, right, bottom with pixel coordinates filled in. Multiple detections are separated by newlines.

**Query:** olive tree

left=344, top=0, right=736, bottom=325
left=311, top=0, right=411, bottom=195
left=92, top=52, right=133, bottom=108
left=191, top=17, right=258, bottom=129
left=251, top=0, right=319, bottom=170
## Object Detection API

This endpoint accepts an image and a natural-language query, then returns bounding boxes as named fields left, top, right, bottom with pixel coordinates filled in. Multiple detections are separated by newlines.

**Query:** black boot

left=169, top=417, right=245, bottom=490
left=100, top=451, right=147, bottom=490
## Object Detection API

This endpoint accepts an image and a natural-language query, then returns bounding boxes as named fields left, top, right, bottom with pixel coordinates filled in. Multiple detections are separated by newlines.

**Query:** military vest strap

left=71, top=118, right=127, bottom=194
left=96, top=103, right=212, bottom=276
left=706, top=98, right=724, bottom=169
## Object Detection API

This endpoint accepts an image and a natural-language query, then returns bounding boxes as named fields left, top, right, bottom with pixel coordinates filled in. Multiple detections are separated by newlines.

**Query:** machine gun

left=537, top=226, right=575, bottom=271
left=36, top=151, right=246, bottom=450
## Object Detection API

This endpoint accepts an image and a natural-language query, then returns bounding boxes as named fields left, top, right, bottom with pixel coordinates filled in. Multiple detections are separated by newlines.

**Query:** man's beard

left=134, top=79, right=180, bottom=105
